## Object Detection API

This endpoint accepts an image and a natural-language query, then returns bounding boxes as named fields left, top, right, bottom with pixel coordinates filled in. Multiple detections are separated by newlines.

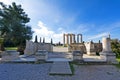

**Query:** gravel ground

left=0, top=63, right=120, bottom=80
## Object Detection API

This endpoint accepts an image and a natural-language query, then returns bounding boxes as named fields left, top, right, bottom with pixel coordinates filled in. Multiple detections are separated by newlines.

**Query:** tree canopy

left=111, top=39, right=120, bottom=58
left=0, top=2, right=33, bottom=46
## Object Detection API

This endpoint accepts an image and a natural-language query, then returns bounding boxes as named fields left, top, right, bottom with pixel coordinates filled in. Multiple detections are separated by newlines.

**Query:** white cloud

left=0, top=0, right=21, bottom=8
left=88, top=32, right=110, bottom=40
left=0, top=0, right=15, bottom=4
left=33, top=21, right=65, bottom=43
left=97, top=21, right=120, bottom=32
left=76, top=24, right=90, bottom=33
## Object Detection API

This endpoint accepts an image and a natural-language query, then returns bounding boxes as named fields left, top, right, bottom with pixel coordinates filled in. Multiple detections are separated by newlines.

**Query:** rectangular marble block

left=87, top=52, right=96, bottom=56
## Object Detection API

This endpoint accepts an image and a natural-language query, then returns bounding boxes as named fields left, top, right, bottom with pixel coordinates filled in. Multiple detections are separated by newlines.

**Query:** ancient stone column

left=70, top=34, right=72, bottom=44
left=66, top=34, right=69, bottom=45
left=100, top=37, right=118, bottom=64
left=73, top=34, right=75, bottom=43
left=63, top=34, right=65, bottom=46
left=85, top=42, right=96, bottom=55
left=77, top=34, right=82, bottom=43
left=81, top=34, right=82, bottom=43
left=71, top=34, right=75, bottom=43
left=108, top=34, right=110, bottom=38
left=40, top=37, right=41, bottom=43
left=77, top=34, right=79, bottom=43
left=102, top=37, right=112, bottom=52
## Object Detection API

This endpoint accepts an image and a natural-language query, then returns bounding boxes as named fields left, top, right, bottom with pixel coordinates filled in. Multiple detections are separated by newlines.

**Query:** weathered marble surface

left=1, top=50, right=19, bottom=61
left=24, top=40, right=53, bottom=55
left=72, top=50, right=83, bottom=61
left=35, top=50, right=48, bottom=61
left=85, top=42, right=96, bottom=55
left=100, top=37, right=118, bottom=64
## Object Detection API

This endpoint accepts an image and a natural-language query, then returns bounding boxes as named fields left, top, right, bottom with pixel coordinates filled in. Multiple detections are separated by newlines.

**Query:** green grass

left=69, top=62, right=75, bottom=75
left=115, top=57, right=120, bottom=68
left=115, top=64, right=120, bottom=68
left=116, top=58, right=120, bottom=62
left=5, top=47, right=18, bottom=50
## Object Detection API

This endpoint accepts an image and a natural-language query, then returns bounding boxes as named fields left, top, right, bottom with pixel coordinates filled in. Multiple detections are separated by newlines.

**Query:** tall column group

left=77, top=34, right=82, bottom=43
left=63, top=33, right=82, bottom=46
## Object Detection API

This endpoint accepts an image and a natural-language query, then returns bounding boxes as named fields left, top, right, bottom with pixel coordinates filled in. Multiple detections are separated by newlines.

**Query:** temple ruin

left=63, top=33, right=102, bottom=55
left=63, top=33, right=82, bottom=46
left=0, top=33, right=118, bottom=64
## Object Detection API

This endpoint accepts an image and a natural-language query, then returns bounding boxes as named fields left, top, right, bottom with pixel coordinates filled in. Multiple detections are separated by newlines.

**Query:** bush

left=0, top=44, right=5, bottom=51
left=17, top=46, right=25, bottom=55
left=96, top=52, right=100, bottom=56
left=4, top=40, right=15, bottom=47
left=111, top=39, right=120, bottom=58
left=0, top=38, right=5, bottom=51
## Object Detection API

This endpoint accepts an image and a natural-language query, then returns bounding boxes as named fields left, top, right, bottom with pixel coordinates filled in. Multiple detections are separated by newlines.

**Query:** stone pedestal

left=87, top=52, right=96, bottom=56
left=100, top=37, right=118, bottom=64
left=100, top=52, right=116, bottom=63
left=72, top=50, right=83, bottom=61
left=35, top=50, right=48, bottom=61
left=24, top=40, right=38, bottom=55
left=1, top=50, right=19, bottom=61
left=85, top=42, right=96, bottom=55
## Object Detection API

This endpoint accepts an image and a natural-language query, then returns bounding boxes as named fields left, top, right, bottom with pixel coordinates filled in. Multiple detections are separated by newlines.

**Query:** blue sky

left=1, top=0, right=120, bottom=43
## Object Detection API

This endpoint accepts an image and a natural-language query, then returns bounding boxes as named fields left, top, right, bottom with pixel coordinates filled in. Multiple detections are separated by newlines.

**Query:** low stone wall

left=1, top=50, right=19, bottom=61
left=53, top=46, right=68, bottom=52
left=94, top=43, right=102, bottom=53
left=35, top=50, right=48, bottom=61
left=24, top=40, right=53, bottom=55
left=72, top=50, right=83, bottom=61
left=68, top=43, right=86, bottom=53
left=24, top=41, right=37, bottom=55
left=85, top=42, right=102, bottom=55
left=69, top=43, right=102, bottom=55
left=37, top=43, right=53, bottom=52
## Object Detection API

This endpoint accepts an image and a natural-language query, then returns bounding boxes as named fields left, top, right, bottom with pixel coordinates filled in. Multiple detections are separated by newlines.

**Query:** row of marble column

left=63, top=34, right=82, bottom=45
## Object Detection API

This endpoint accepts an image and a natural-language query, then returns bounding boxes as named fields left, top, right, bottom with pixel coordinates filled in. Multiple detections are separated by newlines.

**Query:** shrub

left=17, top=46, right=25, bottom=55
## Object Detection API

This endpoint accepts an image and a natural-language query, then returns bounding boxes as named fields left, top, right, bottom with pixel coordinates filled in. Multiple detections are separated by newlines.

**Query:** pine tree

left=34, top=35, right=38, bottom=43
left=0, top=2, right=33, bottom=46
left=43, top=37, right=45, bottom=43
left=51, top=38, right=53, bottom=45
left=39, top=37, right=41, bottom=43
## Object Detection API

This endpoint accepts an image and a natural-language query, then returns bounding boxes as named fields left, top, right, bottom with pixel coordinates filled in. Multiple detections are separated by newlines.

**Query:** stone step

left=49, top=61, right=72, bottom=75
left=53, top=47, right=68, bottom=52
left=47, top=58, right=72, bottom=62
left=72, top=61, right=108, bottom=65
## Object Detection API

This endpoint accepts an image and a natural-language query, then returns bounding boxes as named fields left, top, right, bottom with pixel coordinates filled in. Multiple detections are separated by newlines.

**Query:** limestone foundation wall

left=69, top=43, right=102, bottom=54
left=24, top=40, right=53, bottom=55
left=24, top=40, right=37, bottom=55
left=94, top=43, right=102, bottom=53
left=37, top=43, right=53, bottom=52
left=68, top=43, right=86, bottom=53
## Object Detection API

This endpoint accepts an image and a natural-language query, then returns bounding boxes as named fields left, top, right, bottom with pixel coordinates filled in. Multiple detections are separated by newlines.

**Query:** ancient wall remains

left=68, top=42, right=102, bottom=54
left=24, top=40, right=53, bottom=55
left=68, top=43, right=86, bottom=53
left=37, top=43, right=53, bottom=52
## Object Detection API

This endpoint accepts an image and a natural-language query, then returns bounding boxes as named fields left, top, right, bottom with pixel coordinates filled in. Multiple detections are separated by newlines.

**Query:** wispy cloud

left=97, top=21, right=120, bottom=32
left=75, top=23, right=94, bottom=33
left=33, top=21, right=65, bottom=43
left=1, top=0, right=120, bottom=42
left=88, top=32, right=109, bottom=40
